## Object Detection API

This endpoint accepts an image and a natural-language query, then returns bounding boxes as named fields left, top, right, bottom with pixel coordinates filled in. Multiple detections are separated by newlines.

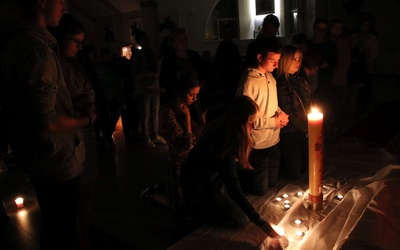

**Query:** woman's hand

left=261, top=223, right=289, bottom=249
left=181, top=103, right=191, bottom=117
left=181, top=103, right=192, bottom=134
left=268, top=235, right=289, bottom=250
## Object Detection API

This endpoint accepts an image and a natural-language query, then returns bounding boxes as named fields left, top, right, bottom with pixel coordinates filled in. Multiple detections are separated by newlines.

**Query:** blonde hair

left=276, top=45, right=301, bottom=80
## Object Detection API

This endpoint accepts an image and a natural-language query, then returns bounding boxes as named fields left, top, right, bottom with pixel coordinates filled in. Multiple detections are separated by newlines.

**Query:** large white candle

left=308, top=108, right=324, bottom=210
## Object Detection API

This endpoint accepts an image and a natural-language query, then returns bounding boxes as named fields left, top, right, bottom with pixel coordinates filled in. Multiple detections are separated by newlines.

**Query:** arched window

left=205, top=0, right=238, bottom=41
left=205, top=0, right=291, bottom=41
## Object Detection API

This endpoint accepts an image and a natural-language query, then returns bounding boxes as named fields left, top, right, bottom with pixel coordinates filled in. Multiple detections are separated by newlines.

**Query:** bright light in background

left=121, top=46, right=132, bottom=60
left=251, top=0, right=282, bottom=36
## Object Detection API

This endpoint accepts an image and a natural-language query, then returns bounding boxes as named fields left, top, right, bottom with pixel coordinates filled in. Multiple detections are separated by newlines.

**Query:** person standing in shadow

left=215, top=23, right=242, bottom=108
left=47, top=13, right=99, bottom=250
left=242, top=14, right=280, bottom=70
left=96, top=48, right=124, bottom=147
left=159, top=27, right=210, bottom=118
left=0, top=1, right=96, bottom=249
left=276, top=45, right=312, bottom=180
left=131, top=30, right=167, bottom=148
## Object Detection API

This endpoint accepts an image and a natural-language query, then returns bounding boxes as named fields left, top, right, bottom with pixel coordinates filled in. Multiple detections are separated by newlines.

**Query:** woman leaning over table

left=180, top=96, right=288, bottom=249
left=276, top=45, right=312, bottom=180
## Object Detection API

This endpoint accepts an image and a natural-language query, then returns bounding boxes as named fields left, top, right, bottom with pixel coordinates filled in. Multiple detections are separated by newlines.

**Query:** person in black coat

left=276, top=45, right=312, bottom=180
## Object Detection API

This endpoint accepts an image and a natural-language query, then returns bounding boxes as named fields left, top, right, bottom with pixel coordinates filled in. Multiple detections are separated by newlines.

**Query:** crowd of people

left=0, top=1, right=379, bottom=248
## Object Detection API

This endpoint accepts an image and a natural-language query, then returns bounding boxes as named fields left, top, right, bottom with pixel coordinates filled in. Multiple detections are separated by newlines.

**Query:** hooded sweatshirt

left=0, top=18, right=85, bottom=182
left=237, top=68, right=280, bottom=149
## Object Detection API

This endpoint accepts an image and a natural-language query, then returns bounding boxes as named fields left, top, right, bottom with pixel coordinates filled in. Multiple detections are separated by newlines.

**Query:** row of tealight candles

left=274, top=191, right=345, bottom=238
left=275, top=192, right=304, bottom=210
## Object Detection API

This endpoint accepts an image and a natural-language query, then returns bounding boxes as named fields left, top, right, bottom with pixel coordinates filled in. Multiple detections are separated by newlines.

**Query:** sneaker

left=145, top=139, right=156, bottom=148
left=153, top=135, right=167, bottom=145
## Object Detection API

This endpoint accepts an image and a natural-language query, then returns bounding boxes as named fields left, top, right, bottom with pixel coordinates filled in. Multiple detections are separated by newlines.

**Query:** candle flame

left=272, top=225, right=285, bottom=236
left=311, top=108, right=319, bottom=113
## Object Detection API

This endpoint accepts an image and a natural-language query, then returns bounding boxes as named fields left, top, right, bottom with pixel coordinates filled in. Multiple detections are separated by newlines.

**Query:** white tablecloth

left=169, top=146, right=400, bottom=250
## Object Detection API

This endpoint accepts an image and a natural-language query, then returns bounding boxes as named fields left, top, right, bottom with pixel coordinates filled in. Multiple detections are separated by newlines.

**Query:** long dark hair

left=221, top=96, right=259, bottom=170
left=170, top=72, right=203, bottom=133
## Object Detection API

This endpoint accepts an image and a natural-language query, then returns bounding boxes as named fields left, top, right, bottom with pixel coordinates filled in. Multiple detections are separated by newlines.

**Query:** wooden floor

left=0, top=120, right=185, bottom=250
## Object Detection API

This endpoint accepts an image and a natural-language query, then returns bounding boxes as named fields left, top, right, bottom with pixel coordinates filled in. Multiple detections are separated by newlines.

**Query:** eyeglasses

left=67, top=37, right=83, bottom=49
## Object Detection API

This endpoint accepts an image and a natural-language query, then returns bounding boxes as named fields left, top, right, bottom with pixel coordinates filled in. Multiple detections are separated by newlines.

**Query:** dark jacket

left=0, top=18, right=85, bottom=182
left=181, top=118, right=267, bottom=227
left=277, top=74, right=312, bottom=133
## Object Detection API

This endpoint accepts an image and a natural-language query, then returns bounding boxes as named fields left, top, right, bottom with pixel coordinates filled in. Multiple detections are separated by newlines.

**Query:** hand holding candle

left=308, top=108, right=324, bottom=210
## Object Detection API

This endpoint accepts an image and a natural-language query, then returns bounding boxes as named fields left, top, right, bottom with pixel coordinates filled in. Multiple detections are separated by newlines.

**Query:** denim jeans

left=239, top=144, right=280, bottom=196
left=137, top=89, right=161, bottom=140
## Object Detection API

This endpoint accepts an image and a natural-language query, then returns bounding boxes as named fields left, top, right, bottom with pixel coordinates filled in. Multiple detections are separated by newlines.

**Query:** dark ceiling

left=69, top=0, right=140, bottom=21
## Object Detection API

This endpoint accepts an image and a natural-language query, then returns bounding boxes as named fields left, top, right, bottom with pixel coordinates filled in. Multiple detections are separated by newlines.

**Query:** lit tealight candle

left=296, top=231, right=304, bottom=237
left=337, top=194, right=344, bottom=200
left=283, top=194, right=289, bottom=198
left=284, top=204, right=291, bottom=209
left=295, top=219, right=302, bottom=225
left=297, top=191, right=303, bottom=197
left=15, top=197, right=24, bottom=208
left=276, top=197, right=282, bottom=202
left=284, top=200, right=290, bottom=204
